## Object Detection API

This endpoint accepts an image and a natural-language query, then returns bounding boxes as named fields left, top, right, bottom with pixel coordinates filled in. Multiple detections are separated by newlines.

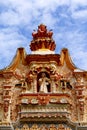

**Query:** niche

left=37, top=72, right=51, bottom=93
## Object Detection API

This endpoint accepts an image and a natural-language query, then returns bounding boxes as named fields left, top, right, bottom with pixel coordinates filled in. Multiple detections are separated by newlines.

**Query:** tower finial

left=30, top=24, right=56, bottom=54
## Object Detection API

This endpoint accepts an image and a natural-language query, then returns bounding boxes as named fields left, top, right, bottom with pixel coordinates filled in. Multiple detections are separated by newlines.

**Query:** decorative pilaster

left=50, top=76, right=56, bottom=93
left=3, top=86, right=12, bottom=120
left=75, top=85, right=85, bottom=121
left=33, top=76, right=37, bottom=93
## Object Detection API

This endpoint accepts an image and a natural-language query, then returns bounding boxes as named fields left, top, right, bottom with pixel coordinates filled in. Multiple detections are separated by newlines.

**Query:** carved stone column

left=3, top=86, right=12, bottom=123
left=50, top=76, right=56, bottom=93
left=33, top=76, right=37, bottom=93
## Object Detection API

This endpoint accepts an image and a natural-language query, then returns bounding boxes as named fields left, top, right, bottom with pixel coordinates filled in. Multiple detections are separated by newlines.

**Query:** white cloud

left=0, top=10, right=20, bottom=26
left=55, top=29, right=87, bottom=70
left=0, top=27, right=28, bottom=69
left=72, top=9, right=87, bottom=19
left=70, top=0, right=87, bottom=6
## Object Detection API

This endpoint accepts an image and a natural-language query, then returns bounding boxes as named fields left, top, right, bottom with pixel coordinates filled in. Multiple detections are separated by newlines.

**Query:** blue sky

left=0, top=0, right=87, bottom=70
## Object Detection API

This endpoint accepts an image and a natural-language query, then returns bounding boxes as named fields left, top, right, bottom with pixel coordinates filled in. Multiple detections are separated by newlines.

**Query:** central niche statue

left=38, top=72, right=50, bottom=93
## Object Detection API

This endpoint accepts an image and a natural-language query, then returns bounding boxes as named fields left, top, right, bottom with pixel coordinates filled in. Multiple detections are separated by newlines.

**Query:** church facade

left=0, top=24, right=87, bottom=130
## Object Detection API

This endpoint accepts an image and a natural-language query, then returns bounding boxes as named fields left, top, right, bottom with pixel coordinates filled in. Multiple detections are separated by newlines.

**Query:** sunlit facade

left=0, top=24, right=87, bottom=130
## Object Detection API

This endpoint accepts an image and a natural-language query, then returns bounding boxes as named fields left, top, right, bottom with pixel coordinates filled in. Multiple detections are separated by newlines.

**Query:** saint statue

left=39, top=73, right=50, bottom=93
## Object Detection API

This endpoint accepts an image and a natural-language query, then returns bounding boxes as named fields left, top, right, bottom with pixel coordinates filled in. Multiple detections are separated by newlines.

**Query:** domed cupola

left=30, top=24, right=56, bottom=54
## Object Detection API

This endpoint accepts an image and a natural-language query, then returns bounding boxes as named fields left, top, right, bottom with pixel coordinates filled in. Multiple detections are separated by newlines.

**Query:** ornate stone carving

left=32, top=24, right=53, bottom=39
left=58, top=124, right=65, bottom=130
left=15, top=124, right=72, bottom=130
left=49, top=124, right=57, bottom=130
left=30, top=24, right=56, bottom=51
left=38, top=72, right=50, bottom=93
left=21, top=124, right=29, bottom=130
left=39, top=124, right=48, bottom=130
left=3, top=100, right=9, bottom=120
left=30, top=124, right=39, bottom=130
left=0, top=24, right=87, bottom=129
left=37, top=94, right=50, bottom=105
left=31, top=98, right=38, bottom=104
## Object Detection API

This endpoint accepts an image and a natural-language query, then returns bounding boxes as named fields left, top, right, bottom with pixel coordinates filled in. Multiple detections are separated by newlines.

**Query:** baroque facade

left=0, top=24, right=87, bottom=130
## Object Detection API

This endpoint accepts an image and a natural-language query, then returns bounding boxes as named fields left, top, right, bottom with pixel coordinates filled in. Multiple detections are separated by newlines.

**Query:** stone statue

left=39, top=73, right=50, bottom=93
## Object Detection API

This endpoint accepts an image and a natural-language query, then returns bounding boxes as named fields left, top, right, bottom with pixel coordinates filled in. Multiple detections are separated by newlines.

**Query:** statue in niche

left=60, top=77, right=66, bottom=89
left=21, top=80, right=28, bottom=93
left=21, top=76, right=34, bottom=93
left=60, top=76, right=72, bottom=92
left=38, top=73, right=50, bottom=93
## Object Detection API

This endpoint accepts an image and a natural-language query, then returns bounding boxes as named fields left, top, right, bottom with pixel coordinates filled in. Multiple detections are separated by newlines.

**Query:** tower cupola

left=30, top=24, right=56, bottom=54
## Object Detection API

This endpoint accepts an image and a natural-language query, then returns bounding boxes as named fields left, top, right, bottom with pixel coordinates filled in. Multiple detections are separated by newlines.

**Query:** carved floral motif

left=37, top=95, right=50, bottom=105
